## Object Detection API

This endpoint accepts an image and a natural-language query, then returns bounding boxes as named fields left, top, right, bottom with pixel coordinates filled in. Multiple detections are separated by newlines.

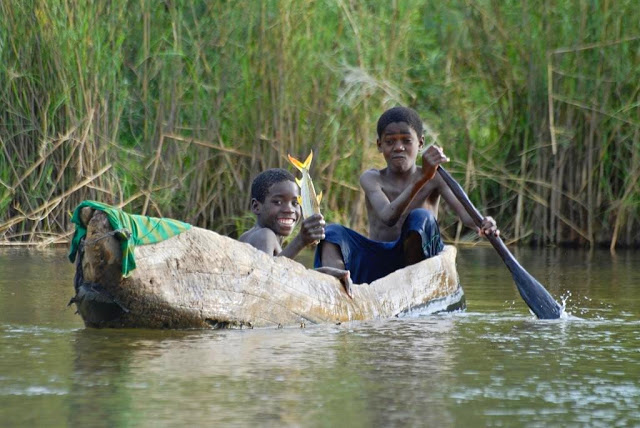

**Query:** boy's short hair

left=251, top=168, right=296, bottom=203
left=376, top=106, right=423, bottom=138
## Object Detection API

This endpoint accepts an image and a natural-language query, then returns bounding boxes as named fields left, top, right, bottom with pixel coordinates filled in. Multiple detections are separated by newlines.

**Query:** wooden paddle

left=437, top=166, right=562, bottom=319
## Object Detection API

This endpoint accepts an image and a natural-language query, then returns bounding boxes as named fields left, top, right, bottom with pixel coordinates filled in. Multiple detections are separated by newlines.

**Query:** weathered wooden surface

left=72, top=210, right=464, bottom=329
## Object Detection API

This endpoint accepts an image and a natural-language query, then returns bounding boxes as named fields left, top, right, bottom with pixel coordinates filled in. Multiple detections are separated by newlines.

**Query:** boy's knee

left=324, top=223, right=342, bottom=235
left=407, top=208, right=435, bottom=221
left=405, top=208, right=438, bottom=232
left=403, top=209, right=443, bottom=259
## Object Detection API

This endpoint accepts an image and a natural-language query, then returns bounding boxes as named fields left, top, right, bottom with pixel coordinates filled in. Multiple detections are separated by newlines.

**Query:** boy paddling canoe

left=315, top=106, right=499, bottom=284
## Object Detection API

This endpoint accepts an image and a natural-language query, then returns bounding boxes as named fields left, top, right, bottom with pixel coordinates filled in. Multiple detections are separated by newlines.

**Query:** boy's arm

left=425, top=145, right=498, bottom=236
left=278, top=214, right=326, bottom=259
left=437, top=177, right=499, bottom=236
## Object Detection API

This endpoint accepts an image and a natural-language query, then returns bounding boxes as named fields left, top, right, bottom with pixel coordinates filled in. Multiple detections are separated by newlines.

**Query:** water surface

left=1, top=246, right=638, bottom=427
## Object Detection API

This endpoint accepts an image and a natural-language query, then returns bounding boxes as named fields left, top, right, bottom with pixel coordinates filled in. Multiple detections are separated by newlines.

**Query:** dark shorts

left=314, top=208, right=444, bottom=284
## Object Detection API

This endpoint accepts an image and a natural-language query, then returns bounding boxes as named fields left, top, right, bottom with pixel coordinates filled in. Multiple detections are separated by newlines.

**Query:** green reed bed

left=1, top=0, right=639, bottom=249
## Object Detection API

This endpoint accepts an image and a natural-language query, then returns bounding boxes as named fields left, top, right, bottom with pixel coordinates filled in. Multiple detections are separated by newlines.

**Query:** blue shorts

left=314, top=208, right=444, bottom=284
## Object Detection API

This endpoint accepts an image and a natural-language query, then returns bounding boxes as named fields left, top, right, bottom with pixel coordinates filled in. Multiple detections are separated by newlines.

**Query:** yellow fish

left=287, top=151, right=323, bottom=219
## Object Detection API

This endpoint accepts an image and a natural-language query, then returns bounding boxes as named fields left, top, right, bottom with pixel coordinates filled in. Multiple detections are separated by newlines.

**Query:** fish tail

left=303, top=151, right=313, bottom=169
left=317, top=190, right=323, bottom=204
left=287, top=154, right=305, bottom=172
left=288, top=151, right=313, bottom=171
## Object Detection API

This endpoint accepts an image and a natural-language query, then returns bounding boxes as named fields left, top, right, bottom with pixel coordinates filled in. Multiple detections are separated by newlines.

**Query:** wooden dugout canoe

left=70, top=208, right=465, bottom=329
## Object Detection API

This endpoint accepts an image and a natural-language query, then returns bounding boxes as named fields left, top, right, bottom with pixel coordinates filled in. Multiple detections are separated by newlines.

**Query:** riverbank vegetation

left=1, top=1, right=639, bottom=249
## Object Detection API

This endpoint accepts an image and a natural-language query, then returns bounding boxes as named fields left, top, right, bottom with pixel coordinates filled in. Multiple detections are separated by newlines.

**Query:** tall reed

left=1, top=0, right=639, bottom=249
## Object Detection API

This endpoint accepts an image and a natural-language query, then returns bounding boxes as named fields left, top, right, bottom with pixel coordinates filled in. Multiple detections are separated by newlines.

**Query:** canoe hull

left=71, top=210, right=464, bottom=329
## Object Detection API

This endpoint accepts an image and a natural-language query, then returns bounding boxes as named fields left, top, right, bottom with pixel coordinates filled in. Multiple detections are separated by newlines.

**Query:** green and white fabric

left=69, top=200, right=191, bottom=277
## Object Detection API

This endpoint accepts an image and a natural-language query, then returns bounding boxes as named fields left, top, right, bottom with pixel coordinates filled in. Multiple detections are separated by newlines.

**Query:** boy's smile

left=377, top=121, right=423, bottom=173
left=252, top=181, right=301, bottom=237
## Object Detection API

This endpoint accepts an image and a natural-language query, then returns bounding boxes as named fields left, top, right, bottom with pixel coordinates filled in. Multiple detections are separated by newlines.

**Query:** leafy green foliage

left=1, top=0, right=639, bottom=247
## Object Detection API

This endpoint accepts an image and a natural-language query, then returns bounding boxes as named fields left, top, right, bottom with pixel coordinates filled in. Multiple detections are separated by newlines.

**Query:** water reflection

left=60, top=318, right=463, bottom=426
left=1, top=246, right=640, bottom=426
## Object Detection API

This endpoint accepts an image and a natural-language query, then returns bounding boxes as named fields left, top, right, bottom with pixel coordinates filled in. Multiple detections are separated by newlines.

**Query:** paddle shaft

left=437, top=166, right=562, bottom=319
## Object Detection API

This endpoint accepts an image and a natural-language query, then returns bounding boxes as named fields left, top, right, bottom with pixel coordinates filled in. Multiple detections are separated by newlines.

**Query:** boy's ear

left=376, top=138, right=382, bottom=152
left=250, top=198, right=261, bottom=215
left=419, top=135, right=425, bottom=148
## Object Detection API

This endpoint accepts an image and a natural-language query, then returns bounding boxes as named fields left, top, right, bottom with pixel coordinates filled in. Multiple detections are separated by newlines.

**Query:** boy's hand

left=341, top=271, right=353, bottom=298
left=315, top=267, right=353, bottom=298
left=477, top=216, right=500, bottom=238
left=299, top=213, right=326, bottom=246
left=422, top=145, right=450, bottom=180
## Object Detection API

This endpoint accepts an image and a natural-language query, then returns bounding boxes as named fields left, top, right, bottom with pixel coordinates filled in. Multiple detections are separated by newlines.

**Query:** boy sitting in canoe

left=239, top=168, right=352, bottom=295
left=315, top=106, right=499, bottom=284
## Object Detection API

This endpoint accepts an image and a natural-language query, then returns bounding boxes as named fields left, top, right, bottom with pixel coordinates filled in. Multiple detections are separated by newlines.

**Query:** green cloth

left=68, top=200, right=192, bottom=277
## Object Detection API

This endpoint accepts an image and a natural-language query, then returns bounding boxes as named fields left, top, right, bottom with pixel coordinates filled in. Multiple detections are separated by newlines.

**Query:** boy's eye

left=292, top=199, right=299, bottom=206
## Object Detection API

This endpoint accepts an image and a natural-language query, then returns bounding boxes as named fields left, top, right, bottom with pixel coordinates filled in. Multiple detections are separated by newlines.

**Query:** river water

left=0, top=245, right=638, bottom=427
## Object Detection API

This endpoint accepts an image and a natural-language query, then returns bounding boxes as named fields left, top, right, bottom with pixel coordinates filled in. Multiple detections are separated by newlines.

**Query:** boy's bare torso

left=364, top=166, right=443, bottom=242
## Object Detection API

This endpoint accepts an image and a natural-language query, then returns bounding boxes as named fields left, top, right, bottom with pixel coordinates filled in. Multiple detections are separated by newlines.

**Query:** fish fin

left=317, top=191, right=323, bottom=204
left=288, top=154, right=304, bottom=172
left=303, top=151, right=313, bottom=169
left=295, top=177, right=302, bottom=188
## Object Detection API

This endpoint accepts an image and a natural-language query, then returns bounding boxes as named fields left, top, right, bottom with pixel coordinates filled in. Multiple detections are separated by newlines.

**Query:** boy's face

left=377, top=121, right=424, bottom=173
left=251, top=180, right=301, bottom=237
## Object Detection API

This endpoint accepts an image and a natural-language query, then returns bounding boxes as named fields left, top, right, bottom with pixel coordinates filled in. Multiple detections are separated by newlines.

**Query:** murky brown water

left=1, top=246, right=639, bottom=426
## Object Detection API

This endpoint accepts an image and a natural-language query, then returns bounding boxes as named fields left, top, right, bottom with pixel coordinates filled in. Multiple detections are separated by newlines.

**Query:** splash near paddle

left=287, top=151, right=323, bottom=219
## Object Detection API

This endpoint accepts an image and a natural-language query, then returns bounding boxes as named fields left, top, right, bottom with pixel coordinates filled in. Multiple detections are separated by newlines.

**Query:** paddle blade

left=508, top=259, right=563, bottom=319
left=487, top=234, right=563, bottom=319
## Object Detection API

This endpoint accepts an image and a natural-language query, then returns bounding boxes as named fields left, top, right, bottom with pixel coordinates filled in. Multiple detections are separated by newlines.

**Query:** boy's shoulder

left=359, top=168, right=383, bottom=190
left=360, top=167, right=384, bottom=180
left=238, top=226, right=279, bottom=245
